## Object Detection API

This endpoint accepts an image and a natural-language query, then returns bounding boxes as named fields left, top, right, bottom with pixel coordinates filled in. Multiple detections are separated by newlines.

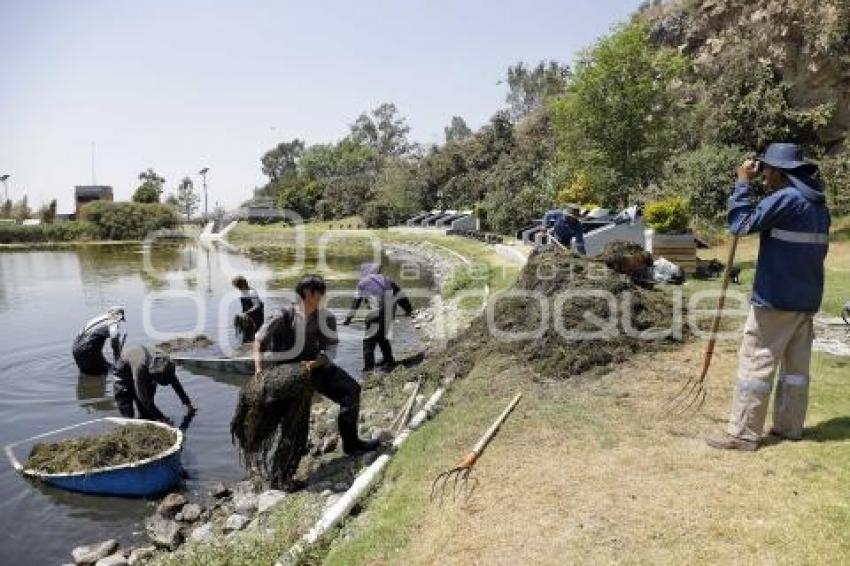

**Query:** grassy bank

left=321, top=343, right=850, bottom=564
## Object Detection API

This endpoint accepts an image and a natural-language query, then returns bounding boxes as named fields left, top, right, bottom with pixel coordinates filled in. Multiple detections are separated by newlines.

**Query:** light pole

left=198, top=167, right=209, bottom=220
left=0, top=175, right=9, bottom=202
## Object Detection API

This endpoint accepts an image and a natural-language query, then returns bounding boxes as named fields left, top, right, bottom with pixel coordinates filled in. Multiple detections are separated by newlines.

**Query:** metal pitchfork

left=431, top=393, right=522, bottom=505
left=664, top=233, right=742, bottom=418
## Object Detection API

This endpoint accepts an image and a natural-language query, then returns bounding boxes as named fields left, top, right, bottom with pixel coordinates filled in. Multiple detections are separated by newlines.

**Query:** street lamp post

left=198, top=168, right=209, bottom=220
left=0, top=175, right=9, bottom=202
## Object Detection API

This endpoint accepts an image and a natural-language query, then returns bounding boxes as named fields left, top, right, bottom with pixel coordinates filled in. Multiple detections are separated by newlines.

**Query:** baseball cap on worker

left=759, top=143, right=808, bottom=171
left=107, top=306, right=126, bottom=321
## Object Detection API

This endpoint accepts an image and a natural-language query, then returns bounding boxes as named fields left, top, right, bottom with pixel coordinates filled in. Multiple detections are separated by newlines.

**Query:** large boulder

left=156, top=493, right=187, bottom=518
left=71, top=540, right=118, bottom=565
left=190, top=522, right=215, bottom=543
left=127, top=547, right=155, bottom=566
left=224, top=514, right=250, bottom=533
left=179, top=503, right=202, bottom=523
left=94, top=554, right=129, bottom=566
left=145, top=515, right=182, bottom=549
left=257, top=490, right=287, bottom=514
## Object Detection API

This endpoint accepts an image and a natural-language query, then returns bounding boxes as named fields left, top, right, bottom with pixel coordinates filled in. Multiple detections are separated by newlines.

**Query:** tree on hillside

left=132, top=169, right=166, bottom=203
left=704, top=65, right=833, bottom=151
left=261, top=139, right=305, bottom=182
left=300, top=138, right=382, bottom=180
left=176, top=176, right=200, bottom=219
left=444, top=116, right=472, bottom=143
left=350, top=103, right=415, bottom=157
left=551, top=23, right=687, bottom=207
left=505, top=60, right=571, bottom=120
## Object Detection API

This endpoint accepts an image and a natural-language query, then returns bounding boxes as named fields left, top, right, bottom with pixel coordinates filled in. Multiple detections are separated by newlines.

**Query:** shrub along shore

left=0, top=201, right=181, bottom=244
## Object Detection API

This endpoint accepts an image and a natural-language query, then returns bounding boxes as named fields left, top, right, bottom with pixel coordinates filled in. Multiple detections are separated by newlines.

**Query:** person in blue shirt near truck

left=707, top=143, right=830, bottom=451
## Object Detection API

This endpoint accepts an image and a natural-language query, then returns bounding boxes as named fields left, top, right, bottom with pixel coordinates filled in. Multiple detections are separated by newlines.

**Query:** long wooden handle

left=698, top=233, right=741, bottom=382
left=470, top=393, right=523, bottom=457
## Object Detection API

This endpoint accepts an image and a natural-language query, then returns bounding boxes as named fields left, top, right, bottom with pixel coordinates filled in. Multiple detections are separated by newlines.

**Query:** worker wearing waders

left=707, top=143, right=830, bottom=451
left=552, top=206, right=586, bottom=255
left=113, top=346, right=197, bottom=423
left=342, top=263, right=414, bottom=372
left=232, top=275, right=265, bottom=343
left=72, top=307, right=126, bottom=375
left=253, top=275, right=379, bottom=464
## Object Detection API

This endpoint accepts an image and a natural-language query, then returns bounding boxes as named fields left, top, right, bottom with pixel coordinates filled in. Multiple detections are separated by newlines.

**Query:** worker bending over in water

left=343, top=263, right=413, bottom=372
left=254, top=275, right=379, bottom=462
left=232, top=275, right=265, bottom=342
left=72, top=306, right=126, bottom=375
left=707, top=143, right=830, bottom=451
left=113, top=346, right=197, bottom=423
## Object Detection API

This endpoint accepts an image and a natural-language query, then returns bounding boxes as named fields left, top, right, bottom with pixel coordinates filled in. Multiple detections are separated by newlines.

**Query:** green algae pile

left=26, top=424, right=177, bottom=474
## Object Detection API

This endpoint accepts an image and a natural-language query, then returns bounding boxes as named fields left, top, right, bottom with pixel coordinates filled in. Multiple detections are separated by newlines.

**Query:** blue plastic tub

left=5, top=417, right=183, bottom=497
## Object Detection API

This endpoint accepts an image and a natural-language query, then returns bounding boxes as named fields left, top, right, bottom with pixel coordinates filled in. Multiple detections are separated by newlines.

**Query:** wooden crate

left=645, top=231, right=697, bottom=273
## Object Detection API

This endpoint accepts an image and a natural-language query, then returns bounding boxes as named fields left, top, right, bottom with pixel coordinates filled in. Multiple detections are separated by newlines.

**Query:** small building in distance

left=75, top=185, right=113, bottom=216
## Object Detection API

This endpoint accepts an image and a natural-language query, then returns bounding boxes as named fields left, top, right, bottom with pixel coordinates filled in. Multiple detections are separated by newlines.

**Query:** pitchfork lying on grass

left=431, top=393, right=522, bottom=505
left=664, top=233, right=742, bottom=418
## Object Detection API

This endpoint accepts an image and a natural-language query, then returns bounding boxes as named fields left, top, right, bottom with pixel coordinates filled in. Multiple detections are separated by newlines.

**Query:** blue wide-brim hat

left=759, top=143, right=808, bottom=171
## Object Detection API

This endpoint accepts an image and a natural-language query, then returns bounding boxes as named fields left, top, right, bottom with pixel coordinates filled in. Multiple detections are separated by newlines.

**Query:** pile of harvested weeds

left=481, top=247, right=685, bottom=379
left=156, top=334, right=215, bottom=353
left=26, top=425, right=176, bottom=474
left=398, top=246, right=686, bottom=386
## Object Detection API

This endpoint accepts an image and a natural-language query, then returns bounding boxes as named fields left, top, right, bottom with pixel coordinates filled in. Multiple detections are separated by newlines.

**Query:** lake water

left=0, top=240, right=434, bottom=566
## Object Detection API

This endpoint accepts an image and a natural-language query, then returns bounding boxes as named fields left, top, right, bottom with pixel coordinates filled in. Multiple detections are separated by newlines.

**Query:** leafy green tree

left=551, top=23, right=688, bottom=207
left=276, top=178, right=325, bottom=218
left=80, top=202, right=178, bottom=240
left=132, top=169, right=165, bottom=203
left=300, top=138, right=382, bottom=180
left=261, top=139, right=305, bottom=182
left=703, top=65, right=833, bottom=151
left=176, top=176, right=200, bottom=219
left=0, top=199, right=11, bottom=219
left=444, top=116, right=472, bottom=143
left=505, top=60, right=570, bottom=120
left=656, top=144, right=747, bottom=222
left=350, top=103, right=414, bottom=157
left=39, top=199, right=57, bottom=224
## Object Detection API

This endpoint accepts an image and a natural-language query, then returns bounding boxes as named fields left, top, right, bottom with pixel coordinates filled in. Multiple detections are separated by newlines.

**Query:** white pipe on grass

left=278, top=380, right=451, bottom=565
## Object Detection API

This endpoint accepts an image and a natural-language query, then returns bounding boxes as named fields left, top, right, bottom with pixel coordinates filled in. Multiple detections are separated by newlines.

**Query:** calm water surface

left=0, top=241, right=433, bottom=565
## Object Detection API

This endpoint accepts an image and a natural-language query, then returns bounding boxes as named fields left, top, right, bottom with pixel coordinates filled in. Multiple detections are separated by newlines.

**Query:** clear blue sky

left=1, top=0, right=639, bottom=212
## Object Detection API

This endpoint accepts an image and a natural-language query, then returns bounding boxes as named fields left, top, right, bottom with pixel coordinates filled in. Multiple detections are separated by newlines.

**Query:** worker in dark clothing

left=342, top=263, right=414, bottom=372
left=232, top=275, right=265, bottom=343
left=552, top=206, right=586, bottom=255
left=72, top=307, right=126, bottom=375
left=113, top=346, right=197, bottom=423
left=253, top=275, right=379, bottom=465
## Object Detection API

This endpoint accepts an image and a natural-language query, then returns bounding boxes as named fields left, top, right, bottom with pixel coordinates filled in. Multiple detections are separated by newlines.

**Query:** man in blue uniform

left=72, top=307, right=126, bottom=375
left=707, top=143, right=830, bottom=451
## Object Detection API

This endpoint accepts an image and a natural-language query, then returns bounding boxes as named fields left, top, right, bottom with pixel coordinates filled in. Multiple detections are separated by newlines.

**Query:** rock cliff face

left=643, top=0, right=850, bottom=146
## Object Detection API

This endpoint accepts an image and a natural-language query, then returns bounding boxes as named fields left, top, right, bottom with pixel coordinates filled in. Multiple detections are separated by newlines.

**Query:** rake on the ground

left=663, top=233, right=742, bottom=418
left=430, top=393, right=522, bottom=506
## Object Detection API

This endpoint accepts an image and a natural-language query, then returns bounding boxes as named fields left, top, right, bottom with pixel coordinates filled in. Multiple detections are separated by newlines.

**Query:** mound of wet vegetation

left=405, top=243, right=687, bottom=384
left=156, top=334, right=215, bottom=353
left=26, top=424, right=176, bottom=474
